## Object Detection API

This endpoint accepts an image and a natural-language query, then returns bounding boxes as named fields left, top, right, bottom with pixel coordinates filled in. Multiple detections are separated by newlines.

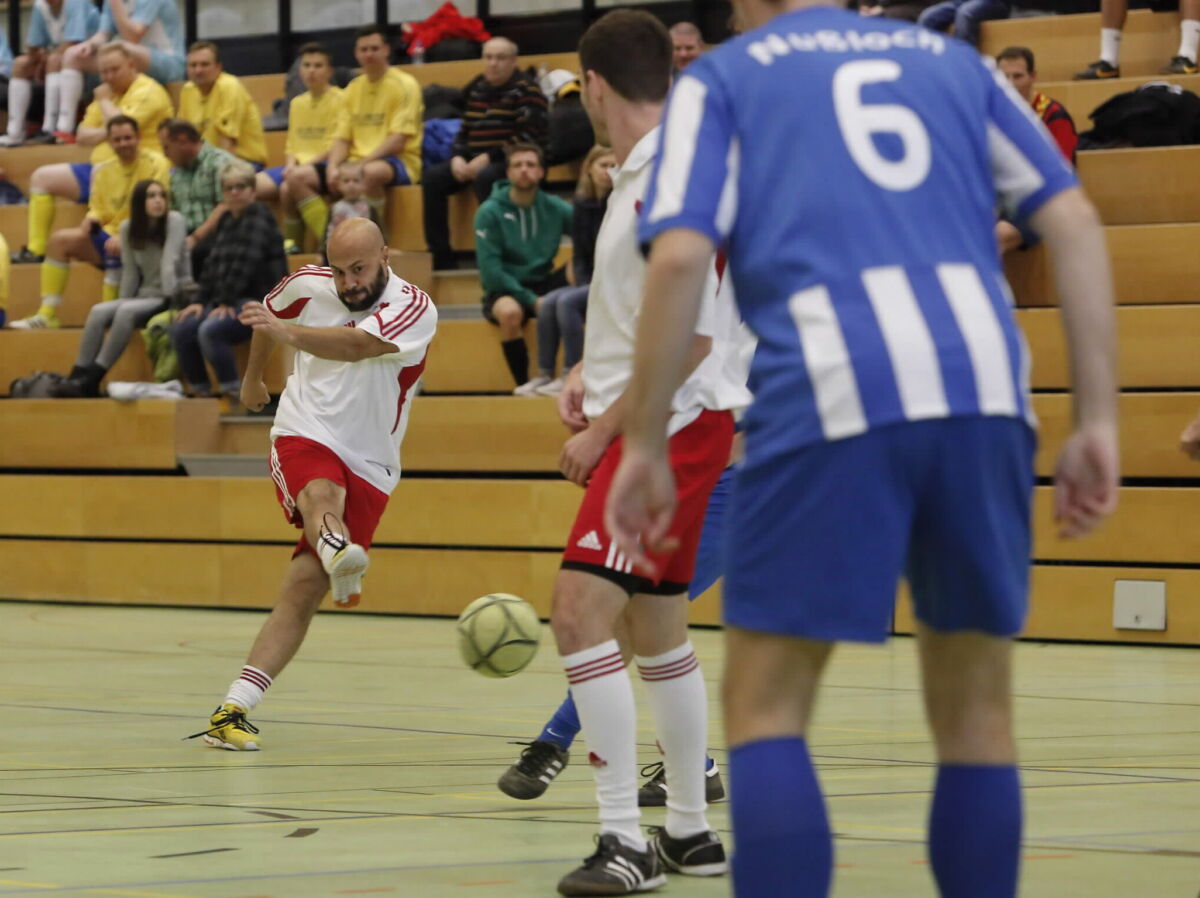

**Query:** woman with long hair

left=517, top=145, right=617, bottom=397
left=66, top=179, right=190, bottom=397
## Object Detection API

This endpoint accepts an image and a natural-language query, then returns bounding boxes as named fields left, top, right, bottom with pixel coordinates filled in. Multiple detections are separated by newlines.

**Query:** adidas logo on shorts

left=576, top=530, right=603, bottom=551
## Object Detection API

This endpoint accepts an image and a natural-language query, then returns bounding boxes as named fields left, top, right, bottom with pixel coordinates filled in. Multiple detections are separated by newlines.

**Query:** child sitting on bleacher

left=323, top=162, right=375, bottom=253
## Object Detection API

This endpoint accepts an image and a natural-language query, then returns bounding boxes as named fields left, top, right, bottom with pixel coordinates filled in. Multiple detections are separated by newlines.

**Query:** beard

left=338, top=264, right=388, bottom=312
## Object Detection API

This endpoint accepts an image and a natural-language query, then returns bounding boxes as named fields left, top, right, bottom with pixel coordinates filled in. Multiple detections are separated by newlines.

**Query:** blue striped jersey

left=639, top=7, right=1078, bottom=471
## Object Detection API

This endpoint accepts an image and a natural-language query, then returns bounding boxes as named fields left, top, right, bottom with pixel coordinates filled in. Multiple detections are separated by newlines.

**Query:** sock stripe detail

left=565, top=651, right=625, bottom=685
left=637, top=652, right=699, bottom=681
left=239, top=667, right=273, bottom=690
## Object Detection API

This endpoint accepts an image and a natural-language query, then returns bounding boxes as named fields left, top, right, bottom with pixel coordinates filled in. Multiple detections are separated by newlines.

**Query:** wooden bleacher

left=4, top=14, right=1200, bottom=643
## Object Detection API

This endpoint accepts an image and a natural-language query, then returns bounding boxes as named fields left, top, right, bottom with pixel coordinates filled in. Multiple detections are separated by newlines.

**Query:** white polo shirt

left=582, top=126, right=751, bottom=435
left=265, top=265, right=438, bottom=495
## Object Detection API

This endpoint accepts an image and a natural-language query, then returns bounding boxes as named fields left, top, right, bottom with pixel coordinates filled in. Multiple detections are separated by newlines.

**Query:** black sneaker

left=557, top=833, right=666, bottom=896
left=1073, top=59, right=1120, bottom=80
left=649, top=826, right=728, bottom=876
left=11, top=246, right=45, bottom=264
left=1161, top=55, right=1199, bottom=74
left=637, top=760, right=726, bottom=807
left=26, top=130, right=57, bottom=145
left=497, top=740, right=568, bottom=800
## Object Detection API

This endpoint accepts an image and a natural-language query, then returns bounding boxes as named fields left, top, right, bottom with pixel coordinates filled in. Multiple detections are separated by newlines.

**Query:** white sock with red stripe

left=636, top=642, right=710, bottom=839
left=223, top=665, right=273, bottom=711
left=563, top=639, right=645, bottom=851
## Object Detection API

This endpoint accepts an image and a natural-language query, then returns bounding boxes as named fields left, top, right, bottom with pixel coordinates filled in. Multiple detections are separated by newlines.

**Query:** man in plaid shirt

left=169, top=157, right=286, bottom=404
left=158, top=117, right=235, bottom=278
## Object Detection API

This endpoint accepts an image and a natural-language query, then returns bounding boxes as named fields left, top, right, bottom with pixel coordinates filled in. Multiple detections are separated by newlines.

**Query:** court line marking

left=151, top=849, right=237, bottom=860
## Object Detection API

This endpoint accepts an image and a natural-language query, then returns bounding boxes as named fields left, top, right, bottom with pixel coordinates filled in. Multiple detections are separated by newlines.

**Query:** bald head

left=327, top=219, right=390, bottom=312
left=483, top=36, right=519, bottom=85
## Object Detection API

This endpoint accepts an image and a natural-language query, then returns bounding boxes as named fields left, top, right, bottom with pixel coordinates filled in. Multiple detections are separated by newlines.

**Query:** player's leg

left=1166, top=0, right=1200, bottom=72
left=917, top=628, right=1021, bottom=898
left=905, top=416, right=1034, bottom=898
left=256, top=168, right=281, bottom=202
left=285, top=164, right=330, bottom=245
left=723, top=627, right=836, bottom=897
left=1076, top=0, right=1128, bottom=78
left=15, top=163, right=82, bottom=263
left=188, top=552, right=329, bottom=751
left=629, top=589, right=727, bottom=876
left=553, top=568, right=667, bottom=896
left=12, top=224, right=96, bottom=329
left=422, top=159, right=467, bottom=270
left=486, top=295, right=531, bottom=387
left=950, top=0, right=1010, bottom=47
left=362, top=158, right=401, bottom=223
left=2, top=53, right=38, bottom=145
left=196, top=298, right=253, bottom=402
left=56, top=42, right=96, bottom=136
left=530, top=289, right=562, bottom=392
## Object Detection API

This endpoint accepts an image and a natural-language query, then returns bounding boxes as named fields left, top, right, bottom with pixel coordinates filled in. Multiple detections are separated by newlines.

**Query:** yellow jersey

left=178, top=72, right=267, bottom=165
left=285, top=86, right=344, bottom=165
left=89, top=150, right=172, bottom=235
left=335, top=69, right=424, bottom=182
left=81, top=74, right=174, bottom=165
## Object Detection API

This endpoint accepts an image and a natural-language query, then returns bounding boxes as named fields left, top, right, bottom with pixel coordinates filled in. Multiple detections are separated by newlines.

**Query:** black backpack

left=9, top=371, right=80, bottom=399
left=1079, top=82, right=1200, bottom=149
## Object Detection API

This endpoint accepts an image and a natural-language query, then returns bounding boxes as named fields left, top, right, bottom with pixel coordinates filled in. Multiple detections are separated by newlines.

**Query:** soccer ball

left=457, top=593, right=542, bottom=678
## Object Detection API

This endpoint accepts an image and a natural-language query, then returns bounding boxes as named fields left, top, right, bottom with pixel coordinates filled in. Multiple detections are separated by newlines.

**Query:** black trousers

left=421, top=157, right=507, bottom=267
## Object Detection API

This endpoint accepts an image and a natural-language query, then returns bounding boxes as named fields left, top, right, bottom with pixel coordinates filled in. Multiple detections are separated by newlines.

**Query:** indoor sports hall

left=1, top=2, right=1198, bottom=896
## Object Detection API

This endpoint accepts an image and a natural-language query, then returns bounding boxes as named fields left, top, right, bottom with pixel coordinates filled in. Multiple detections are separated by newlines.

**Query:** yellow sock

left=102, top=281, right=119, bottom=302
left=284, top=217, right=304, bottom=245
left=40, top=260, right=69, bottom=298
left=298, top=195, right=329, bottom=243
left=28, top=193, right=57, bottom=256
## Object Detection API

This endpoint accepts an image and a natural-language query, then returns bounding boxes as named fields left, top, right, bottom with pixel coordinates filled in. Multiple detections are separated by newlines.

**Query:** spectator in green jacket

left=474, top=142, right=572, bottom=392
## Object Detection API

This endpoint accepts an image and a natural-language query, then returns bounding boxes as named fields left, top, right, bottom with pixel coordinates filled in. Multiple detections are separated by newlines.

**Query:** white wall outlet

left=1112, top=580, right=1167, bottom=631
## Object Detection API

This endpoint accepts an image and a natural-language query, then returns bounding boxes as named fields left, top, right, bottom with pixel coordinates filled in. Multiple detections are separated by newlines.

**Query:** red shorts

left=270, top=436, right=390, bottom=557
left=561, top=409, right=734, bottom=595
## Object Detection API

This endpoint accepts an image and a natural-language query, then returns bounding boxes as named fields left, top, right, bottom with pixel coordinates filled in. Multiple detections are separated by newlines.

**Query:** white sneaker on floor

left=514, top=375, right=552, bottom=397
left=8, top=312, right=59, bottom=330
left=534, top=377, right=564, bottom=397
left=106, top=380, right=186, bottom=401
left=0, top=134, right=24, bottom=147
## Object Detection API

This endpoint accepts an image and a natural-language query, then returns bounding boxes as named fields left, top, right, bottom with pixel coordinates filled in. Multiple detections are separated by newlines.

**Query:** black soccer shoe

left=637, top=760, right=726, bottom=807
left=557, top=833, right=666, bottom=896
left=1073, top=59, right=1120, bottom=80
left=649, top=826, right=728, bottom=876
left=1161, top=55, right=1199, bottom=74
left=497, top=740, right=568, bottom=799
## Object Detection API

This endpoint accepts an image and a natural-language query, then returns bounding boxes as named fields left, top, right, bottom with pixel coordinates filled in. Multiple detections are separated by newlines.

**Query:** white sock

left=42, top=72, right=61, bottom=133
left=7, top=78, right=32, bottom=139
left=1178, top=19, right=1200, bottom=62
left=564, top=639, right=645, bottom=851
left=636, top=642, right=710, bottom=839
left=1100, top=27, right=1122, bottom=67
left=223, top=665, right=273, bottom=711
left=315, top=522, right=349, bottom=573
left=57, top=68, right=84, bottom=133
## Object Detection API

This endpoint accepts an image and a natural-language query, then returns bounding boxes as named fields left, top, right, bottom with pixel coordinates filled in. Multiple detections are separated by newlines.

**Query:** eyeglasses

left=222, top=182, right=252, bottom=193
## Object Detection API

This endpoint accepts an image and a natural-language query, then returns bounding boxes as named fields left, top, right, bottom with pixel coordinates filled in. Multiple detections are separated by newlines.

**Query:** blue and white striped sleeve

left=639, top=64, right=737, bottom=249
left=981, top=58, right=1078, bottom=224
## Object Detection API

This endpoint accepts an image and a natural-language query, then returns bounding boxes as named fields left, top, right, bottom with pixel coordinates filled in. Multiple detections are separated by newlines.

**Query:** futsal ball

left=457, top=593, right=542, bottom=678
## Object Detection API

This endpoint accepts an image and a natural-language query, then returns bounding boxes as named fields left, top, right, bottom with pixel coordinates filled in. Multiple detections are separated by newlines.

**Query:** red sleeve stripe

left=264, top=265, right=332, bottom=308
left=380, top=289, right=431, bottom=340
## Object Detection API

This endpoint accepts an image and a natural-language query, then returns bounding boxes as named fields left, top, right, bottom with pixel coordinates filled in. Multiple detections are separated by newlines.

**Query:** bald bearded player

left=187, top=219, right=438, bottom=751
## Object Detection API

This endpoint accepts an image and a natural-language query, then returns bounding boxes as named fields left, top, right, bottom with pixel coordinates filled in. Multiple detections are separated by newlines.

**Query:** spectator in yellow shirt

left=11, top=41, right=172, bottom=265
left=286, top=24, right=422, bottom=246
left=178, top=41, right=267, bottom=167
left=256, top=42, right=344, bottom=253
left=9, top=115, right=170, bottom=329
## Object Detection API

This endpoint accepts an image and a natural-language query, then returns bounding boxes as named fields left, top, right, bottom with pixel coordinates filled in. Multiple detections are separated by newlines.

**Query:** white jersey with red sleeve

left=265, top=264, right=437, bottom=495
left=581, top=125, right=751, bottom=436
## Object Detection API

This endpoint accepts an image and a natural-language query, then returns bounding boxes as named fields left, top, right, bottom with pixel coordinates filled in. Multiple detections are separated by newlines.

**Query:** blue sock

left=537, top=690, right=581, bottom=751
left=729, top=737, right=832, bottom=897
left=928, top=764, right=1022, bottom=898
left=706, top=756, right=715, bottom=772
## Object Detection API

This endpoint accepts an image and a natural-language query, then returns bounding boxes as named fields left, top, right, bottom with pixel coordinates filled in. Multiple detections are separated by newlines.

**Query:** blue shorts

left=381, top=155, right=412, bottom=187
left=723, top=416, right=1035, bottom=643
left=689, top=464, right=734, bottom=600
left=146, top=50, right=185, bottom=85
left=89, top=225, right=122, bottom=270
left=70, top=162, right=92, bottom=204
left=265, top=162, right=328, bottom=193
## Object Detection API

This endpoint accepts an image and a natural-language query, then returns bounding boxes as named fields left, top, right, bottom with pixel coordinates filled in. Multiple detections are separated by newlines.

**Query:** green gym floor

left=0, top=603, right=1195, bottom=897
